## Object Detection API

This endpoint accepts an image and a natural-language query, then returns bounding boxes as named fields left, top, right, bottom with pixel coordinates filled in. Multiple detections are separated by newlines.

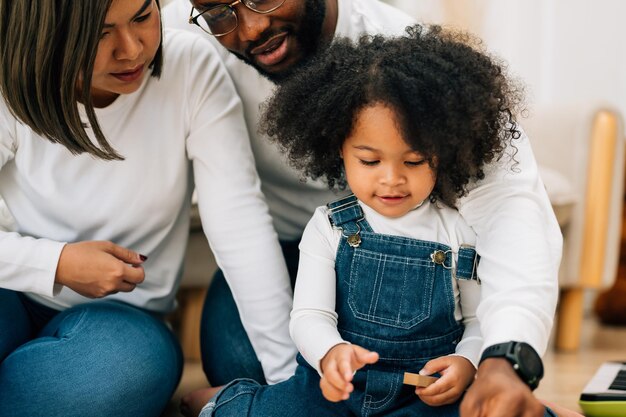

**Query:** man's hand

left=460, top=358, right=545, bottom=417
left=415, top=355, right=476, bottom=406
left=55, top=241, right=146, bottom=298
left=319, top=344, right=379, bottom=402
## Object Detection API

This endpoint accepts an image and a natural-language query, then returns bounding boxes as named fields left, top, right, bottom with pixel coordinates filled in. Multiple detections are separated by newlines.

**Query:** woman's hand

left=319, top=343, right=379, bottom=402
left=55, top=241, right=147, bottom=298
left=415, top=355, right=476, bottom=406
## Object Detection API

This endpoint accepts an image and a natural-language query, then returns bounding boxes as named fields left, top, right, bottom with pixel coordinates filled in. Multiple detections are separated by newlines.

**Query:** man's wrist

left=477, top=357, right=519, bottom=378
left=479, top=341, right=544, bottom=390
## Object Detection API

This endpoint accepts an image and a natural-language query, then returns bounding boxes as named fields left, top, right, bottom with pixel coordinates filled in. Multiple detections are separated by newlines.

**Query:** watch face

left=516, top=343, right=543, bottom=378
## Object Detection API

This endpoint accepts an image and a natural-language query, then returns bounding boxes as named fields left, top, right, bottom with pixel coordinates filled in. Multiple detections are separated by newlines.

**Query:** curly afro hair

left=261, top=24, right=524, bottom=208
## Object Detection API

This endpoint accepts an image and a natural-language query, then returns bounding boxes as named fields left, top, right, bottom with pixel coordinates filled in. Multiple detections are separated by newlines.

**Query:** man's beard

left=232, top=0, right=327, bottom=84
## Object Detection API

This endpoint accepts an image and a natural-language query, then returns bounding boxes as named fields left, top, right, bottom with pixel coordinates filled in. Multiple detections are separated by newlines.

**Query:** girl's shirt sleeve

left=182, top=35, right=296, bottom=384
left=454, top=277, right=483, bottom=368
left=0, top=104, right=66, bottom=297
left=290, top=207, right=346, bottom=375
left=457, top=129, right=561, bottom=357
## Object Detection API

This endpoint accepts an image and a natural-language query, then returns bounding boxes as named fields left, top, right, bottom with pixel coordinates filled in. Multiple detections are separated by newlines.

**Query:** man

left=163, top=1, right=564, bottom=416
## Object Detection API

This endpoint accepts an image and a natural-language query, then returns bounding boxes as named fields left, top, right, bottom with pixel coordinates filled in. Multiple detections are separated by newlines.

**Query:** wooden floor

left=163, top=315, right=626, bottom=416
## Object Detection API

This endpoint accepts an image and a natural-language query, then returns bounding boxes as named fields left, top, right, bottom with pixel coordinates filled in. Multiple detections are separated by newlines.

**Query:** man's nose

left=236, top=6, right=272, bottom=43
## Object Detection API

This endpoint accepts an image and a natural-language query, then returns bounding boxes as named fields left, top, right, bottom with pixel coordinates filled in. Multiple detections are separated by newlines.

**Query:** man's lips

left=111, top=64, right=144, bottom=82
left=249, top=32, right=289, bottom=67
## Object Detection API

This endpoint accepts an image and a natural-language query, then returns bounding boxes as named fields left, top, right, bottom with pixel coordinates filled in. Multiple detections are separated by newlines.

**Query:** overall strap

left=327, top=194, right=361, bottom=226
left=326, top=194, right=373, bottom=236
left=455, top=245, right=480, bottom=282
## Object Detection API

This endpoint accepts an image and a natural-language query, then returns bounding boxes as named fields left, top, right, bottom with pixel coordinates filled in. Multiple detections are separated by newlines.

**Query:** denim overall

left=200, top=195, right=481, bottom=417
left=326, top=194, right=478, bottom=416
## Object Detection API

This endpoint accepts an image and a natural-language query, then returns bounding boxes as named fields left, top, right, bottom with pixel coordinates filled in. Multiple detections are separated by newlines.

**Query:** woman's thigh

left=0, top=300, right=183, bottom=417
left=0, top=289, right=32, bottom=362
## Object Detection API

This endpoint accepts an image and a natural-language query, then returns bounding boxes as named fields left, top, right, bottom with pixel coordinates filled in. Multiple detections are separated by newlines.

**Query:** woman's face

left=88, top=0, right=161, bottom=107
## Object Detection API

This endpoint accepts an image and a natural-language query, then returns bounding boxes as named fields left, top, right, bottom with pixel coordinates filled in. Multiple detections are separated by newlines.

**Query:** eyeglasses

left=189, top=0, right=287, bottom=37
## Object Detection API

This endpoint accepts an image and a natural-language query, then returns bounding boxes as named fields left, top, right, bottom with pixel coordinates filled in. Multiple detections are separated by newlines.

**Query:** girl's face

left=341, top=103, right=436, bottom=218
left=88, top=0, right=161, bottom=107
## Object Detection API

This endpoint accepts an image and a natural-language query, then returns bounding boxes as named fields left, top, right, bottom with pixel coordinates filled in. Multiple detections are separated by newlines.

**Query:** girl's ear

left=339, top=149, right=344, bottom=159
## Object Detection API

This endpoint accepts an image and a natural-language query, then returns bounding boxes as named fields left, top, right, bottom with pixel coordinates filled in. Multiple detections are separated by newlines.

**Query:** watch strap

left=480, top=342, right=514, bottom=362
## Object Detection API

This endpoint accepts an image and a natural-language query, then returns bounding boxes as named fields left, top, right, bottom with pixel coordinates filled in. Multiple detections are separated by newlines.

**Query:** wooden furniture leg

left=555, top=287, right=585, bottom=351
left=179, top=287, right=208, bottom=361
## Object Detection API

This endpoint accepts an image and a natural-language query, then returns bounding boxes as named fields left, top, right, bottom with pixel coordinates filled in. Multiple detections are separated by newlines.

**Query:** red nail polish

left=139, top=254, right=148, bottom=261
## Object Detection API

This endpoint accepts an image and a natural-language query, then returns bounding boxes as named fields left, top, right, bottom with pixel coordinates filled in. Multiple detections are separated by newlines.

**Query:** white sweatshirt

left=0, top=29, right=296, bottom=384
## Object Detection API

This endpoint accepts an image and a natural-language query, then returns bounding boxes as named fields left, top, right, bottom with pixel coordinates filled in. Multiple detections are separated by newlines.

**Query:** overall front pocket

left=348, top=248, right=436, bottom=329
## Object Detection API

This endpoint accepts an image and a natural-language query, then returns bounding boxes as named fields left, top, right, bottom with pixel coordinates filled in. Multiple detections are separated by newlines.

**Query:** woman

left=0, top=0, right=294, bottom=416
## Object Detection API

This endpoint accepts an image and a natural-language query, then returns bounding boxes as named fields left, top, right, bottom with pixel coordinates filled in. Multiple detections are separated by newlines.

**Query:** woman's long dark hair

left=0, top=0, right=163, bottom=160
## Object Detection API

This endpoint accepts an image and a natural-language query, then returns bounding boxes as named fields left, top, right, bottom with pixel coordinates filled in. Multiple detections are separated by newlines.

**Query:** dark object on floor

left=595, top=247, right=626, bottom=326
left=595, top=280, right=626, bottom=325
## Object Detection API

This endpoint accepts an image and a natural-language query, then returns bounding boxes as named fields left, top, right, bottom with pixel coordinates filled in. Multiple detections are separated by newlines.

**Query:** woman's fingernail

left=139, top=254, right=148, bottom=261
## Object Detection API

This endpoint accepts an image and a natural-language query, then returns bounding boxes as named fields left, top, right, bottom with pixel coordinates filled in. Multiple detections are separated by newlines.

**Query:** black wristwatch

left=479, top=341, right=544, bottom=390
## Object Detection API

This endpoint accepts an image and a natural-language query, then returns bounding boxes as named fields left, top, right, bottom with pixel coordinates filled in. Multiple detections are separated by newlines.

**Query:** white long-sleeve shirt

left=164, top=0, right=560, bottom=357
left=0, top=29, right=296, bottom=384
left=291, top=201, right=483, bottom=374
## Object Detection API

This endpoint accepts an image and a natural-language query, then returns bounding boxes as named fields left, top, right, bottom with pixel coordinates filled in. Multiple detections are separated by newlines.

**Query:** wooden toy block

left=403, top=372, right=438, bottom=387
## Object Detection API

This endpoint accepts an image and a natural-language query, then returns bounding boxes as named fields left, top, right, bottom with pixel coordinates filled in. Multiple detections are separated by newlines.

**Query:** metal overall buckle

left=342, top=223, right=362, bottom=248
left=430, top=249, right=453, bottom=269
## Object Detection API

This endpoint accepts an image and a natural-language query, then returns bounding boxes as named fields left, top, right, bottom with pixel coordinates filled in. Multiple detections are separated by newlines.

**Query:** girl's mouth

left=377, top=195, right=408, bottom=205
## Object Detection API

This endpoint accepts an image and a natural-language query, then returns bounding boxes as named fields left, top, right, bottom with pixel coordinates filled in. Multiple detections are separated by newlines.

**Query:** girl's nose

left=381, top=165, right=406, bottom=186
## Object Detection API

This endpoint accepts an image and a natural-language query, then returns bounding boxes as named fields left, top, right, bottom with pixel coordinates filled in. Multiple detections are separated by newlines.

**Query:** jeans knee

left=200, top=379, right=262, bottom=417
left=0, top=301, right=182, bottom=417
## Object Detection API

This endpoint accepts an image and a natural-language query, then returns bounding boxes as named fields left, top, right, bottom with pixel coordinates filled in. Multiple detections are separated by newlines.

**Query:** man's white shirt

left=164, top=0, right=561, bottom=371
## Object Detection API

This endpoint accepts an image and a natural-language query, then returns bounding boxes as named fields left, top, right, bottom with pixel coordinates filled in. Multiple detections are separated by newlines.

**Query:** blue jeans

left=200, top=239, right=299, bottom=386
left=0, top=289, right=182, bottom=417
left=200, top=367, right=557, bottom=417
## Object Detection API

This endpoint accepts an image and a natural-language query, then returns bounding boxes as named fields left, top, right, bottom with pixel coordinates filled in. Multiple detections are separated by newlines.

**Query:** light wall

left=385, top=0, right=626, bottom=118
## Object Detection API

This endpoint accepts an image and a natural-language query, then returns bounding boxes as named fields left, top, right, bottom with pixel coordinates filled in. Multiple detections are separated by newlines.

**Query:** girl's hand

left=55, top=241, right=147, bottom=298
left=415, top=355, right=476, bottom=406
left=319, top=344, right=379, bottom=402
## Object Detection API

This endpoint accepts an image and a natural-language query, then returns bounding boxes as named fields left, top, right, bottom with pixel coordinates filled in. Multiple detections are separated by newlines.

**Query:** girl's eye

left=359, top=159, right=379, bottom=166
left=405, top=159, right=426, bottom=167
left=135, top=12, right=151, bottom=23
left=100, top=31, right=110, bottom=40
